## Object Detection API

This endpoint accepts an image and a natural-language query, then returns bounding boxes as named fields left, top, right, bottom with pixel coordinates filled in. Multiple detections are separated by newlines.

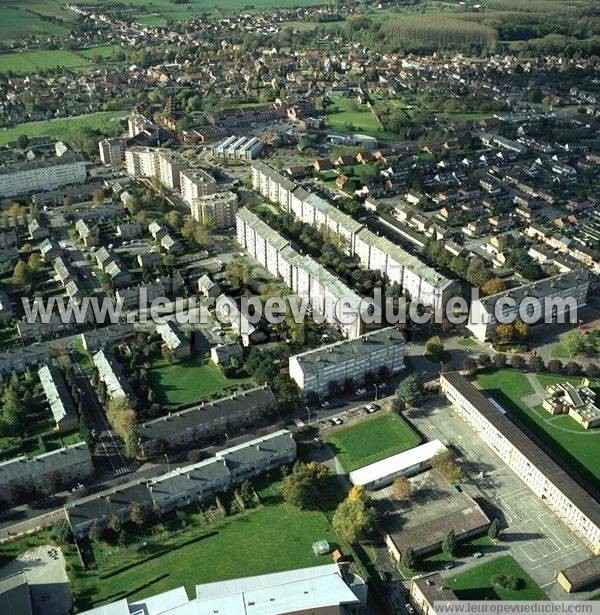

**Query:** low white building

left=349, top=440, right=447, bottom=490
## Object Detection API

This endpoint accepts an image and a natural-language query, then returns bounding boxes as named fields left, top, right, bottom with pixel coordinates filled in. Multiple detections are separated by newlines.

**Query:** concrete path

left=522, top=373, right=547, bottom=408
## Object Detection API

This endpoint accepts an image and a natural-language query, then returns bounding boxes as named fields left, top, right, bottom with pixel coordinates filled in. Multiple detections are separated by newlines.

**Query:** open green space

left=148, top=355, right=253, bottom=406
left=69, top=485, right=337, bottom=609
left=323, top=97, right=401, bottom=141
left=0, top=49, right=87, bottom=73
left=0, top=111, right=125, bottom=146
left=475, top=370, right=600, bottom=492
left=447, top=555, right=546, bottom=601
left=397, top=536, right=493, bottom=578
left=326, top=412, right=421, bottom=473
left=0, top=7, right=70, bottom=40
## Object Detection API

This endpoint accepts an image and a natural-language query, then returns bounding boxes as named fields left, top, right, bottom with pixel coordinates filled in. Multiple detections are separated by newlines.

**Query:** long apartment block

left=467, top=269, right=589, bottom=341
left=251, top=161, right=457, bottom=311
left=236, top=207, right=367, bottom=339
left=440, top=372, right=600, bottom=554
left=289, top=327, right=405, bottom=396
left=65, top=430, right=296, bottom=538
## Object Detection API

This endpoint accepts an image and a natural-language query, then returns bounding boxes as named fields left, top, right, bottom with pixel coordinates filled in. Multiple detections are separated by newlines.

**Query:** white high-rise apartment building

left=0, top=154, right=86, bottom=198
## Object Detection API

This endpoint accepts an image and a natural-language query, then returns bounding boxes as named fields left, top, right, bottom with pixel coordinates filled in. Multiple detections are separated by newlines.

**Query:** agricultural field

left=475, top=370, right=600, bottom=492
left=0, top=7, right=70, bottom=40
left=0, top=46, right=121, bottom=74
left=68, top=483, right=337, bottom=610
left=0, top=111, right=126, bottom=146
left=447, top=555, right=546, bottom=601
left=148, top=355, right=253, bottom=406
left=325, top=412, right=421, bottom=473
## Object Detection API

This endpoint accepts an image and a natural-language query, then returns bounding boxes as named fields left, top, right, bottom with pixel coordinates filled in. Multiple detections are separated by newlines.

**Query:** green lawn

left=0, top=49, right=87, bottom=73
left=326, top=413, right=421, bottom=473
left=475, top=370, right=600, bottom=492
left=148, top=355, right=253, bottom=406
left=0, top=7, right=70, bottom=40
left=70, top=491, right=337, bottom=610
left=447, top=555, right=547, bottom=600
left=0, top=111, right=125, bottom=146
left=323, top=97, right=401, bottom=141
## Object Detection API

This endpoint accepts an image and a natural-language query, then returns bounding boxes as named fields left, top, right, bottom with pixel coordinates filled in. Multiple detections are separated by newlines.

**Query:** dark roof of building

left=385, top=493, right=489, bottom=554
left=0, top=573, right=33, bottom=615
left=149, top=459, right=230, bottom=504
left=441, top=372, right=600, bottom=526
left=137, top=387, right=276, bottom=443
left=412, top=573, right=457, bottom=605
left=558, top=556, right=600, bottom=588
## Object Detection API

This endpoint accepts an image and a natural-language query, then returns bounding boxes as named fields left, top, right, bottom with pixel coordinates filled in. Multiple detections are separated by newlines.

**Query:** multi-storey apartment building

left=0, top=442, right=92, bottom=502
left=251, top=162, right=457, bottom=308
left=354, top=228, right=457, bottom=312
left=191, top=191, right=238, bottom=229
left=236, top=207, right=367, bottom=338
left=98, top=138, right=125, bottom=165
left=92, top=349, right=137, bottom=406
left=125, top=146, right=187, bottom=190
left=289, top=328, right=405, bottom=396
left=38, top=365, right=78, bottom=432
left=179, top=167, right=217, bottom=204
left=137, top=386, right=276, bottom=456
left=0, top=153, right=86, bottom=198
left=467, top=269, right=589, bottom=341
left=65, top=430, right=295, bottom=538
left=440, top=372, right=600, bottom=554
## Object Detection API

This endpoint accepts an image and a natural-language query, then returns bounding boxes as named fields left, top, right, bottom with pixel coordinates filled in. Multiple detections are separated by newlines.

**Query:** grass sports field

left=326, top=412, right=421, bottom=473
left=0, top=112, right=125, bottom=146
left=475, top=370, right=600, bottom=492
left=447, top=555, right=546, bottom=600
left=68, top=485, right=336, bottom=610
left=148, top=355, right=252, bottom=406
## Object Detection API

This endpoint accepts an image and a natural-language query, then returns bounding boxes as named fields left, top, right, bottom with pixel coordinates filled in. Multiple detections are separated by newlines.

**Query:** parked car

left=405, top=604, right=415, bottom=614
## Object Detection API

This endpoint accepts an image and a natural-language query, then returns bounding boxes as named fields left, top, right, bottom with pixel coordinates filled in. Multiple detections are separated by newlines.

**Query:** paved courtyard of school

left=404, top=399, right=596, bottom=600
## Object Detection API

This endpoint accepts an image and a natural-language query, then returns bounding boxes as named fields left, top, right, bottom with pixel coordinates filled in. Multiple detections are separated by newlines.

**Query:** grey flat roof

left=137, top=387, right=276, bottom=443
left=291, top=327, right=404, bottom=372
left=479, top=269, right=588, bottom=309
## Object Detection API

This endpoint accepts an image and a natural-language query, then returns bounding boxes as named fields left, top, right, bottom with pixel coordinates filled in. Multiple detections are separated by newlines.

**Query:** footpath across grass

left=475, top=370, right=600, bottom=492
left=447, top=555, right=546, bottom=600
left=326, top=412, right=421, bottom=473
left=148, top=355, right=253, bottom=406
